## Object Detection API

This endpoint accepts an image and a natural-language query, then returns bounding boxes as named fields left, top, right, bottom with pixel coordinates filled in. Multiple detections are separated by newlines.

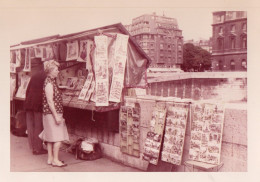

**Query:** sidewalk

left=10, top=133, right=141, bottom=172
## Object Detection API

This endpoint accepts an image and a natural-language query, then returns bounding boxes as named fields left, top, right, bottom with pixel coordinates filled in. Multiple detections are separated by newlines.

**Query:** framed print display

left=143, top=102, right=167, bottom=165
left=85, top=81, right=95, bottom=102
left=120, top=103, right=140, bottom=157
left=66, top=40, right=79, bottom=61
left=15, top=74, right=31, bottom=99
left=23, top=48, right=31, bottom=72
left=189, top=102, right=225, bottom=165
left=161, top=103, right=189, bottom=165
left=109, top=34, right=129, bottom=103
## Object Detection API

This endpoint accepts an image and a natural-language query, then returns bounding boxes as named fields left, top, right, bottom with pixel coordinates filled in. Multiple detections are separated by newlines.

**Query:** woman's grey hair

left=43, top=60, right=60, bottom=74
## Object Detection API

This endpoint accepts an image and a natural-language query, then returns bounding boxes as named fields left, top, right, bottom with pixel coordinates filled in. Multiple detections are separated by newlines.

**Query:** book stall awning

left=10, top=23, right=152, bottom=112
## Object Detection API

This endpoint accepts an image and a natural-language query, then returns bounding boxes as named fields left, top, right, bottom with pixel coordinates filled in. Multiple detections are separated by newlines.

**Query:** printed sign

left=23, top=48, right=31, bottom=72
left=15, top=74, right=31, bottom=99
left=66, top=40, right=79, bottom=61
left=78, top=73, right=93, bottom=100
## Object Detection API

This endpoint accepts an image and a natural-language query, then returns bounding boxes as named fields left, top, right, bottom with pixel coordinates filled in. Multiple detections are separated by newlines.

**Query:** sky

left=1, top=7, right=215, bottom=46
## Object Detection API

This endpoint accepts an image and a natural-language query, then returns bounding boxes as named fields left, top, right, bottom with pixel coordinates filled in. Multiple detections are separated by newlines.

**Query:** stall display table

left=184, top=160, right=224, bottom=172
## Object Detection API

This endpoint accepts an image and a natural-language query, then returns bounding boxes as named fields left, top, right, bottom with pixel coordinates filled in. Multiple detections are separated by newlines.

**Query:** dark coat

left=24, top=71, right=47, bottom=112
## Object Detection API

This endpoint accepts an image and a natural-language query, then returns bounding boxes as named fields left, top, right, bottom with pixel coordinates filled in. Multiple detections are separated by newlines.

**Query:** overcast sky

left=1, top=7, right=216, bottom=45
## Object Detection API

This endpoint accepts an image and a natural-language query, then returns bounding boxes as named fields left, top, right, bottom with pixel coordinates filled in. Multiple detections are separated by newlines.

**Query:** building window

left=230, top=60, right=235, bottom=70
left=241, top=36, right=247, bottom=48
left=230, top=36, right=236, bottom=49
left=219, top=27, right=223, bottom=34
left=241, top=59, right=247, bottom=70
left=218, top=60, right=223, bottom=71
left=218, top=38, right=224, bottom=50
left=160, top=43, right=163, bottom=49
left=168, top=45, right=171, bottom=49
left=231, top=25, right=235, bottom=32
left=178, top=45, right=182, bottom=51
left=242, top=23, right=247, bottom=31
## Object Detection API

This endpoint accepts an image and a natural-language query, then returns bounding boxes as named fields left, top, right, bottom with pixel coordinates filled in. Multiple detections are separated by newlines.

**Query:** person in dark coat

left=24, top=63, right=47, bottom=155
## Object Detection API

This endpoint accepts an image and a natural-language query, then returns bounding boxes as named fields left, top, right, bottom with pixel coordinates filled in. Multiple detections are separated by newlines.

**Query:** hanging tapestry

left=161, top=103, right=189, bottom=165
left=120, top=103, right=140, bottom=157
left=189, top=102, right=225, bottom=165
left=143, top=102, right=167, bottom=165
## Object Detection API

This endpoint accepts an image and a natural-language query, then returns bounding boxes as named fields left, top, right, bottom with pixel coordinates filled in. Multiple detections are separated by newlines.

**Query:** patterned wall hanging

left=189, top=102, right=225, bottom=165
left=78, top=73, right=93, bottom=100
left=120, top=103, right=140, bottom=157
left=161, top=103, right=189, bottom=165
left=143, top=102, right=167, bottom=165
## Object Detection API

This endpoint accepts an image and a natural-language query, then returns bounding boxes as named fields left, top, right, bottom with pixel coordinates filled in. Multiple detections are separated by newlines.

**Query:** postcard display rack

left=161, top=103, right=189, bottom=165
left=119, top=103, right=141, bottom=157
left=188, top=102, right=225, bottom=166
left=142, top=102, right=167, bottom=165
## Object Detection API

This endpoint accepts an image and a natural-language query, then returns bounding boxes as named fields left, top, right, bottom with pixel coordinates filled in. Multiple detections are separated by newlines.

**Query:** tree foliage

left=181, top=43, right=211, bottom=72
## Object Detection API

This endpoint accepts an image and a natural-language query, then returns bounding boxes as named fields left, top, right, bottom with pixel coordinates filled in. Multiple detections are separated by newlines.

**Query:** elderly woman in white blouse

left=39, top=60, right=69, bottom=167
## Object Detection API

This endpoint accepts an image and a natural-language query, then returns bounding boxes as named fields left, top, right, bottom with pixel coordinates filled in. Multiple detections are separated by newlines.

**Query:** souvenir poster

left=77, top=40, right=93, bottom=64
left=90, top=90, right=96, bottom=102
left=161, top=103, right=189, bottom=165
left=15, top=50, right=21, bottom=67
left=35, top=46, right=43, bottom=58
left=43, top=45, right=54, bottom=61
left=109, top=34, right=129, bottom=103
left=10, top=63, right=16, bottom=73
left=143, top=102, right=167, bottom=165
left=95, top=81, right=109, bottom=106
left=78, top=73, right=93, bottom=100
left=66, top=77, right=78, bottom=89
left=94, top=36, right=109, bottom=106
left=10, top=76, right=16, bottom=100
left=10, top=51, right=16, bottom=63
left=75, top=77, right=85, bottom=91
left=119, top=103, right=140, bottom=157
left=23, top=48, right=31, bottom=72
left=15, top=74, right=31, bottom=99
left=66, top=40, right=79, bottom=61
left=85, top=81, right=95, bottom=102
left=189, top=103, right=225, bottom=165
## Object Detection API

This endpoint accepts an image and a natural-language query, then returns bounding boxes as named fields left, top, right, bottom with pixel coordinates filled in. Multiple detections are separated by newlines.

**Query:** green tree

left=181, top=43, right=211, bottom=72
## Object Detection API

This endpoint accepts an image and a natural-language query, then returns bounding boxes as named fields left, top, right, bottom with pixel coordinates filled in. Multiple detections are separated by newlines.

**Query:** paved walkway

left=10, top=133, right=141, bottom=172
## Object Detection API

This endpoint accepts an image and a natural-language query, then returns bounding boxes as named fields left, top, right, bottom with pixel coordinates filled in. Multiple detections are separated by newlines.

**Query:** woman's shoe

left=51, top=161, right=67, bottom=167
left=47, top=160, right=64, bottom=165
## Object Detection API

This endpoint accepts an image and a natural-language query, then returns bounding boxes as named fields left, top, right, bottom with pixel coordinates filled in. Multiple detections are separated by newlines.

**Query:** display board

left=119, top=103, right=140, bottom=157
left=161, top=103, right=189, bottom=165
left=143, top=102, right=166, bottom=165
left=189, top=102, right=225, bottom=165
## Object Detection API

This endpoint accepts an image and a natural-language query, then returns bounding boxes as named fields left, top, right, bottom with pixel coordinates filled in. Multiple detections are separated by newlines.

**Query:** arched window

left=242, top=23, right=247, bottom=31
left=230, top=36, right=236, bottom=49
left=241, top=36, right=247, bottom=49
left=219, top=27, right=223, bottom=34
left=241, top=59, right=247, bottom=70
left=230, top=60, right=235, bottom=70
left=218, top=38, right=224, bottom=50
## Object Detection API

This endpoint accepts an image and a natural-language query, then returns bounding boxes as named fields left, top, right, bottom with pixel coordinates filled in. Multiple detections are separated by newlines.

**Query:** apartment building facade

left=125, top=13, right=183, bottom=68
left=211, top=11, right=247, bottom=71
